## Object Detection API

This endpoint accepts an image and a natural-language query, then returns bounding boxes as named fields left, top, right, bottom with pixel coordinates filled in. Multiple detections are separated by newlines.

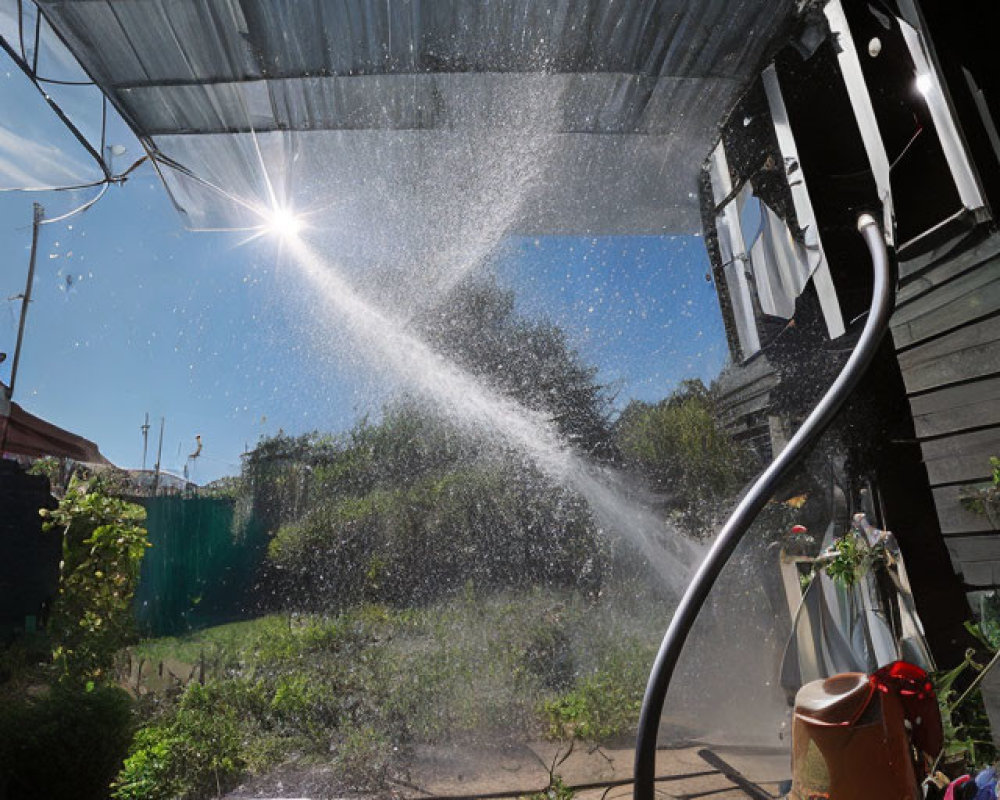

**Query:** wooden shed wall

left=892, top=234, right=1000, bottom=588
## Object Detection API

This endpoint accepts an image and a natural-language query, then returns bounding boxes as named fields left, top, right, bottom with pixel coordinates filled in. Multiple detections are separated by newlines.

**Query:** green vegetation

left=540, top=640, right=651, bottom=740
left=115, top=591, right=661, bottom=797
left=40, top=478, right=149, bottom=683
left=822, top=529, right=872, bottom=588
left=268, top=462, right=604, bottom=609
left=0, top=480, right=149, bottom=800
left=3, top=277, right=751, bottom=798
left=103, top=321, right=746, bottom=797
left=0, top=683, right=135, bottom=800
left=933, top=627, right=999, bottom=770
left=615, top=379, right=757, bottom=536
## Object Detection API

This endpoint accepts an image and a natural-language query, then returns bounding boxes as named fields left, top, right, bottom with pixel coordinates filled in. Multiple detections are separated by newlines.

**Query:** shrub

left=268, top=466, right=604, bottom=611
left=334, top=725, right=394, bottom=790
left=541, top=641, right=654, bottom=741
left=615, top=380, right=756, bottom=536
left=114, top=681, right=262, bottom=800
left=0, top=684, right=134, bottom=800
left=40, top=478, right=149, bottom=684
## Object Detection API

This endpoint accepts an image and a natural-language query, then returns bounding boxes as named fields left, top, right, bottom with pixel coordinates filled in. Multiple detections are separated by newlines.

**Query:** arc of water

left=285, top=234, right=700, bottom=587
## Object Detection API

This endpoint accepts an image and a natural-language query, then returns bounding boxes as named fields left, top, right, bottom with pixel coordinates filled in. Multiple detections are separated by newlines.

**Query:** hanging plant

left=821, top=529, right=884, bottom=588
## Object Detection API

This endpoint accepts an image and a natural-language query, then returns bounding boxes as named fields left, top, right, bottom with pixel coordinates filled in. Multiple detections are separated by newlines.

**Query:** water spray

left=632, top=214, right=894, bottom=799
left=280, top=234, right=700, bottom=587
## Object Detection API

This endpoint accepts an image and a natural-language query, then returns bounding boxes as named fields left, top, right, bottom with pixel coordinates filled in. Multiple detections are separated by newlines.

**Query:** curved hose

left=633, top=214, right=894, bottom=799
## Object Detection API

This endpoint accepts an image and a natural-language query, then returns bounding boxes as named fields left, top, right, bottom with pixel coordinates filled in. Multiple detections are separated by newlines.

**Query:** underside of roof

left=33, top=0, right=796, bottom=234
left=1, top=401, right=108, bottom=463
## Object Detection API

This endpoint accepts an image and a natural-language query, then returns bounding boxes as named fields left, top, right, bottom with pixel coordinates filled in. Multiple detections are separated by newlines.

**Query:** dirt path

left=225, top=741, right=790, bottom=800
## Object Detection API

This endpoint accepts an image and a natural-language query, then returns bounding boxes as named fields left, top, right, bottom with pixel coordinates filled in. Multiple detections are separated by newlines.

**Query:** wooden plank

left=922, top=428, right=1000, bottom=486
left=716, top=363, right=779, bottom=406
left=897, top=233, right=1000, bottom=298
left=946, top=536, right=1000, bottom=563
left=720, top=391, right=774, bottom=423
left=892, top=264, right=1000, bottom=348
left=957, top=561, right=1000, bottom=587
left=934, top=485, right=999, bottom=534
left=910, top=376, right=1000, bottom=438
left=718, top=374, right=780, bottom=406
left=897, top=315, right=1000, bottom=393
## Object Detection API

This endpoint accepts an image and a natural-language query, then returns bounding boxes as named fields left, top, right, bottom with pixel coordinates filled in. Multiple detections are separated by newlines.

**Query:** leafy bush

left=0, top=481, right=149, bottom=800
left=334, top=726, right=394, bottom=790
left=933, top=646, right=998, bottom=769
left=615, top=380, right=756, bottom=535
left=541, top=641, right=655, bottom=741
left=0, top=684, right=134, bottom=800
left=113, top=681, right=264, bottom=800
left=268, top=465, right=604, bottom=610
left=40, top=478, right=149, bottom=684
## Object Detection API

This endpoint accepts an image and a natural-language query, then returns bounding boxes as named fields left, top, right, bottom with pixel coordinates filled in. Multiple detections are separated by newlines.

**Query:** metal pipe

left=633, top=213, right=894, bottom=800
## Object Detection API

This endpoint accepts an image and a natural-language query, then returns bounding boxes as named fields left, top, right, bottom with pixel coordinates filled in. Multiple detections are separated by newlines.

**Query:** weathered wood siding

left=892, top=234, right=1000, bottom=587
left=714, top=355, right=779, bottom=459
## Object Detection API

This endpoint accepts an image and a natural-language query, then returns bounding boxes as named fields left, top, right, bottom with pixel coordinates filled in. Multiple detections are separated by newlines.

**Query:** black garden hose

left=633, top=213, right=894, bottom=800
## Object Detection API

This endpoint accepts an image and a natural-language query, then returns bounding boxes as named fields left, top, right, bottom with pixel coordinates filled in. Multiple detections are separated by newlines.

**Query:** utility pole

left=140, top=412, right=150, bottom=471
left=0, top=203, right=44, bottom=454
left=8, top=203, right=44, bottom=398
left=152, top=417, right=164, bottom=496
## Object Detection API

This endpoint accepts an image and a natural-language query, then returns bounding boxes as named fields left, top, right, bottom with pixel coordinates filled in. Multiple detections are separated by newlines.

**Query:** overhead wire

left=38, top=181, right=108, bottom=225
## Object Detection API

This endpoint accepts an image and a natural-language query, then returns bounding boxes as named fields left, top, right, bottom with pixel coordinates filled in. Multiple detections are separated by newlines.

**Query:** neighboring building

left=703, top=0, right=1000, bottom=666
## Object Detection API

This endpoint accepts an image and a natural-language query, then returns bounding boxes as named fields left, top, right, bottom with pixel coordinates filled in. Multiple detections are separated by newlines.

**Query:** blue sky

left=1, top=53, right=729, bottom=484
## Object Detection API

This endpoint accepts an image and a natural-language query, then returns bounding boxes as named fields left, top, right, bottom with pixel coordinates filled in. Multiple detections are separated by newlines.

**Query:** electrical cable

left=0, top=155, right=148, bottom=194
left=632, top=213, right=895, bottom=800
left=39, top=181, right=108, bottom=225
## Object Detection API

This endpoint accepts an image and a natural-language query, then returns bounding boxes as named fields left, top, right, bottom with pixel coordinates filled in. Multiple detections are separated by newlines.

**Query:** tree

left=615, top=379, right=757, bottom=536
left=413, top=275, right=615, bottom=459
left=240, top=274, right=619, bottom=609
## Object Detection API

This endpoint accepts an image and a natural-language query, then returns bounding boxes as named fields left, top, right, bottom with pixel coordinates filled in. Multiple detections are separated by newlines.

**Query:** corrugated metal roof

left=35, top=0, right=795, bottom=233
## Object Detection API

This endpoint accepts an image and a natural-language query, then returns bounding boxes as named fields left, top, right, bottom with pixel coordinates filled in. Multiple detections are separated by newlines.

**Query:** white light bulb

left=915, top=73, right=933, bottom=96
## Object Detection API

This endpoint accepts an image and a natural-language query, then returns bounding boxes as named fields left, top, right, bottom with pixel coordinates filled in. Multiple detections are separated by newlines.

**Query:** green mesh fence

left=133, top=496, right=267, bottom=637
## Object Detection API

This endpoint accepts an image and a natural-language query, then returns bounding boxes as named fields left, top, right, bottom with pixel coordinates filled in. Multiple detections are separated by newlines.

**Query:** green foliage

left=932, top=646, right=998, bottom=769
left=335, top=726, right=394, bottom=790
left=414, top=276, right=615, bottom=459
left=823, top=531, right=868, bottom=588
left=615, top=380, right=756, bottom=535
left=39, top=478, right=149, bottom=683
left=0, top=684, right=134, bottom=800
left=541, top=640, right=654, bottom=741
left=524, top=774, right=576, bottom=800
left=113, top=681, right=257, bottom=800
left=268, top=462, right=605, bottom=610
left=120, top=591, right=665, bottom=793
left=27, top=456, right=63, bottom=492
left=0, top=481, right=147, bottom=800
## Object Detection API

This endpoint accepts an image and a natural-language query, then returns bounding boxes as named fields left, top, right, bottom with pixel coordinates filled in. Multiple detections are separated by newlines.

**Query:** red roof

left=0, top=401, right=107, bottom=464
